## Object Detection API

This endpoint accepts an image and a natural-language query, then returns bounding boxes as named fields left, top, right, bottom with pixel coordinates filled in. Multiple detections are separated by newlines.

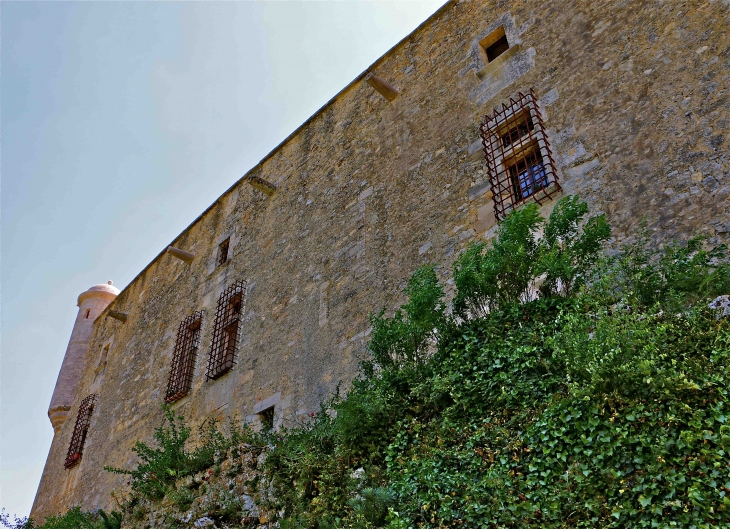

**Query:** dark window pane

left=218, top=239, right=230, bottom=267
left=509, top=150, right=547, bottom=200
left=259, top=407, right=275, bottom=431
left=486, top=35, right=510, bottom=62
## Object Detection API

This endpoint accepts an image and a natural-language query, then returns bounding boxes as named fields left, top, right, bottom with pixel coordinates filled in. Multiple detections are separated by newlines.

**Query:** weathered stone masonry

left=32, top=0, right=730, bottom=518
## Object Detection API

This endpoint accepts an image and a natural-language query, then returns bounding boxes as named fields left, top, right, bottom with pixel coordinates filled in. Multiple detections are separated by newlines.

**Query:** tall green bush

left=368, top=265, right=445, bottom=369
left=104, top=408, right=260, bottom=501
left=262, top=196, right=729, bottom=528
left=452, top=196, right=610, bottom=319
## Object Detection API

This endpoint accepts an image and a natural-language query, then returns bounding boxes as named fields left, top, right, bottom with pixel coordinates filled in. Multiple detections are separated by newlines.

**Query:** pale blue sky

left=1, top=0, right=443, bottom=516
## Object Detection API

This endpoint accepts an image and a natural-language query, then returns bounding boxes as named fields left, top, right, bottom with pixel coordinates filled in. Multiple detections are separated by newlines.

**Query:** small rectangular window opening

left=486, top=35, right=510, bottom=62
left=218, top=238, right=230, bottom=267
left=258, top=406, right=275, bottom=432
left=480, top=27, right=509, bottom=64
left=85, top=309, right=91, bottom=319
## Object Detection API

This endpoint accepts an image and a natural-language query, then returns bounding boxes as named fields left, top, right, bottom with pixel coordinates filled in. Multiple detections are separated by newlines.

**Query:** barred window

left=480, top=89, right=560, bottom=221
left=207, top=280, right=246, bottom=380
left=64, top=394, right=97, bottom=469
left=165, top=311, right=203, bottom=403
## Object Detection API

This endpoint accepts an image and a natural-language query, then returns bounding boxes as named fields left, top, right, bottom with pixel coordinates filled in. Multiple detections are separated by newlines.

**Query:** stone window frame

left=92, top=340, right=114, bottom=386
left=480, top=89, right=561, bottom=221
left=98, top=343, right=111, bottom=369
left=479, top=26, right=510, bottom=64
left=251, top=392, right=286, bottom=432
left=471, top=19, right=525, bottom=81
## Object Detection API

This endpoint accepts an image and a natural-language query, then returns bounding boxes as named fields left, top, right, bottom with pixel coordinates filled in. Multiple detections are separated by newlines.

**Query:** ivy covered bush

left=265, top=196, right=730, bottom=528
left=14, top=196, right=730, bottom=529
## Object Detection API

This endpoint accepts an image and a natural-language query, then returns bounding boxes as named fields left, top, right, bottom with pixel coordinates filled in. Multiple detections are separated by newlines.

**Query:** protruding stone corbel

left=364, top=72, right=399, bottom=102
left=48, top=405, right=71, bottom=435
left=247, top=175, right=277, bottom=196
left=107, top=310, right=128, bottom=323
left=166, top=246, right=195, bottom=264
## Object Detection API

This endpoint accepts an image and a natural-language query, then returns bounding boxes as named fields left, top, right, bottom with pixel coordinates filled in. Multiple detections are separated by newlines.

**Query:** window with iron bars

left=207, top=280, right=246, bottom=380
left=479, top=89, right=560, bottom=221
left=64, top=393, right=97, bottom=469
left=165, top=311, right=203, bottom=403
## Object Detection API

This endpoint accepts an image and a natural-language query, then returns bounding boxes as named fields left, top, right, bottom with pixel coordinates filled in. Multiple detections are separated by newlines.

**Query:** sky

left=1, top=0, right=444, bottom=517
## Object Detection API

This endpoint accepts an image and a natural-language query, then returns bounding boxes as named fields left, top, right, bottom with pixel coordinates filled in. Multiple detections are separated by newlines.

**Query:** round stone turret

left=48, top=281, right=120, bottom=434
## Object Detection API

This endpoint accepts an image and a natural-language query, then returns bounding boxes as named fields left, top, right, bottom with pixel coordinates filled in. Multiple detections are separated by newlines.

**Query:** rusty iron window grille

left=165, top=311, right=204, bottom=403
left=480, top=89, right=560, bottom=221
left=64, top=393, right=97, bottom=469
left=218, top=238, right=230, bottom=267
left=207, top=280, right=246, bottom=380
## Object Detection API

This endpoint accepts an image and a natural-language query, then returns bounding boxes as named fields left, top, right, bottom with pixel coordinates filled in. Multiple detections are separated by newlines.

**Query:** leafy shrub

left=104, top=407, right=261, bottom=501
left=537, top=195, right=611, bottom=298
left=452, top=196, right=610, bottom=318
left=551, top=305, right=728, bottom=398
left=105, top=408, right=193, bottom=500
left=0, top=510, right=32, bottom=529
left=261, top=196, right=729, bottom=528
left=348, top=487, right=397, bottom=527
left=589, top=231, right=730, bottom=311
left=95, top=195, right=729, bottom=528
left=452, top=201, right=543, bottom=318
left=368, top=265, right=445, bottom=369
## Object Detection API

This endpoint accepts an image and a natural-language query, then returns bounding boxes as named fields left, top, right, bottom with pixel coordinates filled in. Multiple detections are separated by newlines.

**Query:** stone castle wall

left=32, top=0, right=730, bottom=518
